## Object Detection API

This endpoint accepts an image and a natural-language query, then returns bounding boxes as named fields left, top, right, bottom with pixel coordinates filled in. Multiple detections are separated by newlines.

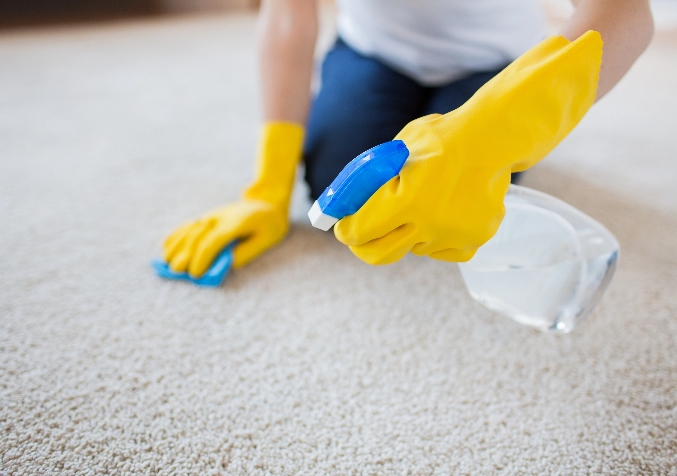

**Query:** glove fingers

left=168, top=249, right=191, bottom=273
left=428, top=247, right=477, bottom=263
left=163, top=222, right=193, bottom=262
left=347, top=223, right=416, bottom=265
left=410, top=239, right=475, bottom=258
left=188, top=225, right=242, bottom=278
left=168, top=220, right=212, bottom=272
left=334, top=178, right=404, bottom=247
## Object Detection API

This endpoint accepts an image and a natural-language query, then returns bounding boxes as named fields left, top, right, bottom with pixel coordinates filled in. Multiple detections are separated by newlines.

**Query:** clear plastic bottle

left=457, top=185, right=619, bottom=333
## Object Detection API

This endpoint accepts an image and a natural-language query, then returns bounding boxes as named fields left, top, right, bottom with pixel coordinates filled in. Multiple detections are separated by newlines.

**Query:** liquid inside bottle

left=458, top=185, right=619, bottom=333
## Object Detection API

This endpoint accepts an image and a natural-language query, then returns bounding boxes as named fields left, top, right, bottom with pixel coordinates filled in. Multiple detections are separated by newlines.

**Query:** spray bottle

left=308, top=140, right=619, bottom=333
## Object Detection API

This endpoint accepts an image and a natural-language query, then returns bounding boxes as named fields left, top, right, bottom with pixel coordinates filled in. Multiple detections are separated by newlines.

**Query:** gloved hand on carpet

left=334, top=31, right=603, bottom=265
left=163, top=122, right=304, bottom=277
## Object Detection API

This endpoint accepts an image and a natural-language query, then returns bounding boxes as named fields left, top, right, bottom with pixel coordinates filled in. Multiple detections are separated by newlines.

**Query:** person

left=162, top=0, right=654, bottom=277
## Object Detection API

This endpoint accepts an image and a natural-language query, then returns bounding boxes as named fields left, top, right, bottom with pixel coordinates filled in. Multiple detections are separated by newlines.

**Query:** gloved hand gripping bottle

left=331, top=31, right=605, bottom=267
left=308, top=140, right=619, bottom=333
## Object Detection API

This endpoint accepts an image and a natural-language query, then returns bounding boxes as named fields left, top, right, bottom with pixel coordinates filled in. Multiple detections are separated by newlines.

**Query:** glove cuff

left=428, top=30, right=602, bottom=174
left=243, top=121, right=305, bottom=209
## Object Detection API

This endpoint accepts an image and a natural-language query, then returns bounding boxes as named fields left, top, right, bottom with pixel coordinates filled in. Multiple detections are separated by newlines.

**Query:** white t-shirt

left=335, top=0, right=546, bottom=86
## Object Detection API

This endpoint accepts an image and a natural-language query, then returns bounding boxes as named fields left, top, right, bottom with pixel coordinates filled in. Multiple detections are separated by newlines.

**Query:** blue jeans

left=303, top=38, right=515, bottom=200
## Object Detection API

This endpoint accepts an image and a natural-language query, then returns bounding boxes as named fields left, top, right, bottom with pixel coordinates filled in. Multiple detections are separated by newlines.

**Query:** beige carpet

left=1, top=12, right=676, bottom=476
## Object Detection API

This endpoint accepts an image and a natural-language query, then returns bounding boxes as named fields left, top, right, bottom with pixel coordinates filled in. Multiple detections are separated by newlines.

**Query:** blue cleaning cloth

left=152, top=242, right=236, bottom=287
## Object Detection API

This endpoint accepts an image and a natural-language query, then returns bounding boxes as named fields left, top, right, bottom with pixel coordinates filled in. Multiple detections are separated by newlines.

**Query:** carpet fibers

left=1, top=13, right=676, bottom=476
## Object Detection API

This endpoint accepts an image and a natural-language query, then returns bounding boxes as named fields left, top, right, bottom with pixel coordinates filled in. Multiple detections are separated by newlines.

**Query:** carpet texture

left=1, top=12, right=676, bottom=476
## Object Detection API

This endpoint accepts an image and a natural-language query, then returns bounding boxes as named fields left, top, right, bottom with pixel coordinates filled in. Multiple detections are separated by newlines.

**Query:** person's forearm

left=258, top=0, right=318, bottom=124
left=561, top=0, right=654, bottom=100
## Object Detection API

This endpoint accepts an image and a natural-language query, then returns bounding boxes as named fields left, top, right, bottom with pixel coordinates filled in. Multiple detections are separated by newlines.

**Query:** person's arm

left=163, top=0, right=318, bottom=276
left=561, top=0, right=654, bottom=100
left=258, top=0, right=318, bottom=123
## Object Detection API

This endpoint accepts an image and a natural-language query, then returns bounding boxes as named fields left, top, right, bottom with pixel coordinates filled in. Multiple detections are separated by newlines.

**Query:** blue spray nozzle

left=308, top=140, right=409, bottom=230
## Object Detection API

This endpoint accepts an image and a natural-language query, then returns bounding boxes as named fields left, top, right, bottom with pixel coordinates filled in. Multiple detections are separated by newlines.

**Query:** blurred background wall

left=2, top=0, right=675, bottom=33
left=0, top=0, right=260, bottom=29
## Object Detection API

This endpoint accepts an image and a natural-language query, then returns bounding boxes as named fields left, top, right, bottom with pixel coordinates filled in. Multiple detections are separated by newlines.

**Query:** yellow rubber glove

left=335, top=31, right=603, bottom=265
left=163, top=122, right=304, bottom=277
